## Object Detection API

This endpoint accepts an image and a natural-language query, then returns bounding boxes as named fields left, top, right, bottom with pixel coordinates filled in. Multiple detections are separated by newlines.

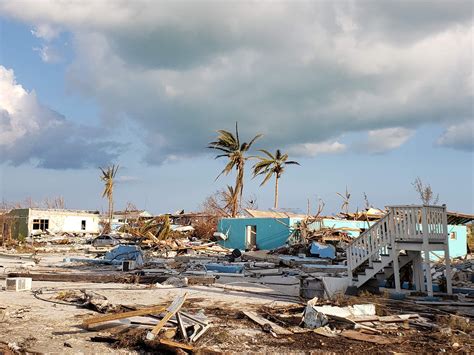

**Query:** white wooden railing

left=347, top=212, right=391, bottom=274
left=388, top=205, right=447, bottom=242
left=347, top=205, right=448, bottom=277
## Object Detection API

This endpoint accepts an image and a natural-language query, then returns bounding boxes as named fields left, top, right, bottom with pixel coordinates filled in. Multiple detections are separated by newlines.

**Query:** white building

left=7, top=208, right=101, bottom=239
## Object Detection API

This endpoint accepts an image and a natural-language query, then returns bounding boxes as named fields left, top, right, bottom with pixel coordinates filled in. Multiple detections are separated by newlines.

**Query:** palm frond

left=247, top=134, right=263, bottom=150
left=258, top=149, right=274, bottom=159
left=260, top=170, right=274, bottom=186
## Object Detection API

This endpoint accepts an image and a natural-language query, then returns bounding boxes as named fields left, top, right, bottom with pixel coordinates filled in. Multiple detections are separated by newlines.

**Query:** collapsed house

left=4, top=208, right=101, bottom=240
left=217, top=205, right=473, bottom=297
left=109, top=209, right=153, bottom=231
left=217, top=207, right=472, bottom=258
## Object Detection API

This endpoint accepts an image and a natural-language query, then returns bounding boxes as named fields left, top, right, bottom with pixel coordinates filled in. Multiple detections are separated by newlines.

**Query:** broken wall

left=217, top=217, right=299, bottom=250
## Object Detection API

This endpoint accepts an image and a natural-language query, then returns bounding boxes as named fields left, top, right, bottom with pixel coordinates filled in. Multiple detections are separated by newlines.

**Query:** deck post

left=444, top=244, right=453, bottom=295
left=416, top=252, right=425, bottom=292
left=392, top=248, right=401, bottom=293
left=441, top=206, right=453, bottom=295
left=421, top=206, right=433, bottom=296
left=347, top=250, right=353, bottom=285
left=411, top=252, right=420, bottom=292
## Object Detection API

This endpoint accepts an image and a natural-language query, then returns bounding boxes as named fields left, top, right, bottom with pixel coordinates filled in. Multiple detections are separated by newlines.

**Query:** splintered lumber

left=159, top=338, right=193, bottom=351
left=378, top=314, right=419, bottom=322
left=82, top=305, right=166, bottom=327
left=341, top=330, right=393, bottom=345
left=354, top=323, right=382, bottom=334
left=352, top=314, right=419, bottom=323
left=176, top=312, right=188, bottom=342
left=147, top=293, right=187, bottom=340
left=242, top=311, right=292, bottom=336
left=313, top=328, right=338, bottom=338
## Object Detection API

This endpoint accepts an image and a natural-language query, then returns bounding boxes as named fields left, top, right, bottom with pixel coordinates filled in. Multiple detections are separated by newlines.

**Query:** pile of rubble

left=432, top=257, right=474, bottom=291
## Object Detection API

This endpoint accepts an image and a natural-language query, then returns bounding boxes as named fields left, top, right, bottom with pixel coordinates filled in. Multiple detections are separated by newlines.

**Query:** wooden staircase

left=346, top=205, right=453, bottom=296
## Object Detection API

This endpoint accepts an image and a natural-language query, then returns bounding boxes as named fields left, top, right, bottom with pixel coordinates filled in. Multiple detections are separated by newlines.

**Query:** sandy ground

left=0, top=278, right=299, bottom=353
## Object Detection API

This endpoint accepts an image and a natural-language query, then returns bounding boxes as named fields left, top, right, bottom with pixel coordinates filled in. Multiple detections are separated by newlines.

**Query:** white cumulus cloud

left=358, top=127, right=415, bottom=154
left=0, top=65, right=122, bottom=169
left=31, top=23, right=59, bottom=41
left=437, top=121, right=474, bottom=151
left=287, top=141, right=346, bottom=157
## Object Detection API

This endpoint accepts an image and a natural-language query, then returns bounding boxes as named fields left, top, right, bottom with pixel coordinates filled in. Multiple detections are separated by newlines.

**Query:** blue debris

left=64, top=245, right=144, bottom=266
left=389, top=292, right=406, bottom=300
left=105, top=245, right=144, bottom=266
left=310, top=242, right=336, bottom=259
left=204, top=263, right=244, bottom=273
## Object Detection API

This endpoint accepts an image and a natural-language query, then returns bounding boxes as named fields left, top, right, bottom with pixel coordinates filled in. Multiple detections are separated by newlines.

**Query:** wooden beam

left=147, top=293, right=187, bottom=340
left=159, top=338, right=193, bottom=351
left=82, top=305, right=166, bottom=327
left=242, top=311, right=292, bottom=336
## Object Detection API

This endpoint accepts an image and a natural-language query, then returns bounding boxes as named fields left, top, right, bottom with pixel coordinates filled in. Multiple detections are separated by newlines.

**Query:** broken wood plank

left=176, top=312, right=188, bottom=342
left=354, top=323, right=382, bottom=334
left=159, top=338, right=193, bottom=351
left=313, top=327, right=338, bottom=338
left=147, top=293, right=187, bottom=340
left=351, top=315, right=380, bottom=323
left=242, top=311, right=292, bottom=336
left=83, top=306, right=166, bottom=327
left=190, top=324, right=211, bottom=342
left=341, top=330, right=393, bottom=345
left=378, top=314, right=419, bottom=322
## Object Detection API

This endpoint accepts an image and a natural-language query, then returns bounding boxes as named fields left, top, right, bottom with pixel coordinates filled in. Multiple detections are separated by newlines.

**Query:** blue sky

left=0, top=1, right=472, bottom=215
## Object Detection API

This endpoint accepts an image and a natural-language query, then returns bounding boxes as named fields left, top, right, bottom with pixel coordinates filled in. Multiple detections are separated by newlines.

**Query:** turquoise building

left=217, top=212, right=470, bottom=258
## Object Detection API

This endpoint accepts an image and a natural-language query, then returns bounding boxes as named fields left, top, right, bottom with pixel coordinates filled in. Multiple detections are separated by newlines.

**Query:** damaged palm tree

left=208, top=122, right=262, bottom=217
left=337, top=186, right=351, bottom=215
left=100, top=165, right=119, bottom=233
left=252, top=149, right=299, bottom=209
left=119, top=215, right=173, bottom=243
left=412, top=177, right=439, bottom=205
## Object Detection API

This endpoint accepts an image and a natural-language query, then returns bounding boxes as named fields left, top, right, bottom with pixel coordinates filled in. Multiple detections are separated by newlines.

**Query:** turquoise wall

left=432, top=224, right=468, bottom=259
left=217, top=217, right=299, bottom=250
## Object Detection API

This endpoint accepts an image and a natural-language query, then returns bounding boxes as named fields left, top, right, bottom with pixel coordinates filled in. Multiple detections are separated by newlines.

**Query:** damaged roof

left=243, top=209, right=307, bottom=219
left=447, top=211, right=474, bottom=225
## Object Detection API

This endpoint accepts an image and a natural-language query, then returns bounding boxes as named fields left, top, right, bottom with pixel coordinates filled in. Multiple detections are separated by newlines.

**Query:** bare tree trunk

left=274, top=174, right=279, bottom=209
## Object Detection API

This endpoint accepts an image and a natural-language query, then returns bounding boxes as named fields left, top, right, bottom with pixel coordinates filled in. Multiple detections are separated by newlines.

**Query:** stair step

left=380, top=254, right=390, bottom=257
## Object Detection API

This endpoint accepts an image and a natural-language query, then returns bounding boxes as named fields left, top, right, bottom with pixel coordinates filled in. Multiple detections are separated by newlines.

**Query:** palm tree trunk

left=108, top=193, right=113, bottom=232
left=232, top=161, right=244, bottom=217
left=274, top=174, right=279, bottom=209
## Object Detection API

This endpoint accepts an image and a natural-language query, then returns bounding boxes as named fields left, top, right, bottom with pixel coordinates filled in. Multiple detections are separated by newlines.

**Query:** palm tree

left=336, top=186, right=351, bottom=214
left=252, top=149, right=300, bottom=209
left=208, top=122, right=262, bottom=217
left=100, top=164, right=119, bottom=232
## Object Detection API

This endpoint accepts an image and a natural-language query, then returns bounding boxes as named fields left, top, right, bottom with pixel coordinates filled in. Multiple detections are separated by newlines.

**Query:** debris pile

left=80, top=292, right=210, bottom=352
